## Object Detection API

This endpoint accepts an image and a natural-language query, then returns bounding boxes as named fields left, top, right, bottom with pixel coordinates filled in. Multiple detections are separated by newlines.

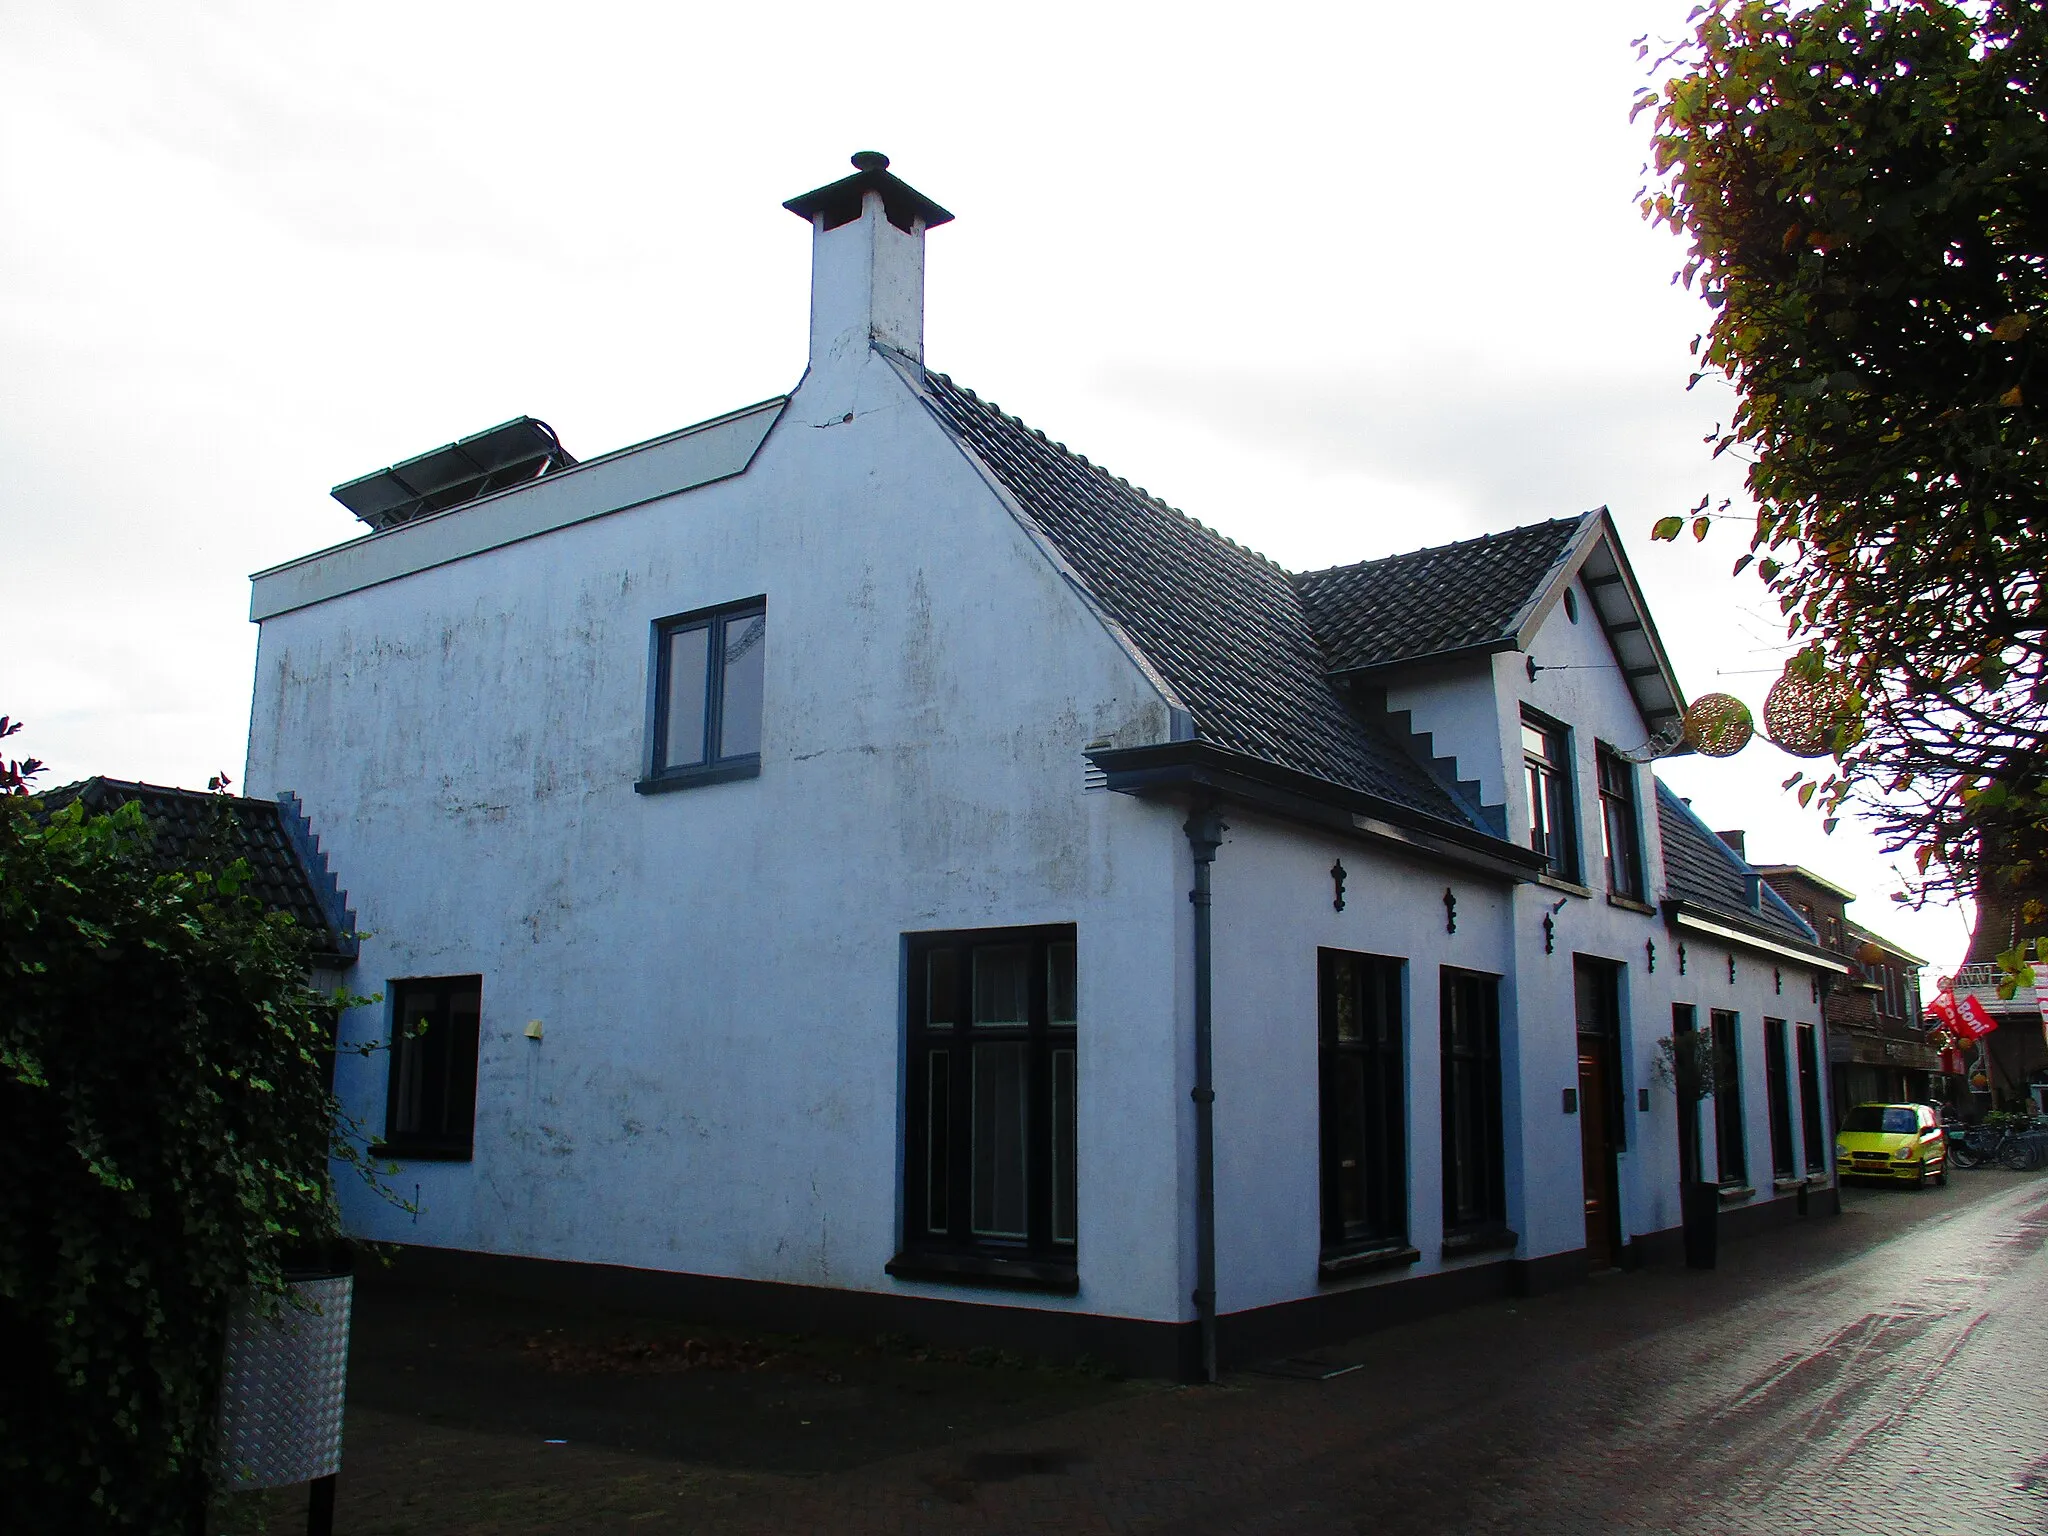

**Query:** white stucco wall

left=1204, top=811, right=1517, bottom=1316
left=247, top=342, right=1198, bottom=1324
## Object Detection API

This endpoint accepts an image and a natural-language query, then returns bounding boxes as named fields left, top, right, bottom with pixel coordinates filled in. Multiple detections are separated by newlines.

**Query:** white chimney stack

left=784, top=152, right=953, bottom=370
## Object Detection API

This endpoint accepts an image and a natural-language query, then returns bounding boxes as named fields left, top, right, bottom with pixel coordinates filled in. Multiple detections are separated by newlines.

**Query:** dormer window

left=1521, top=710, right=1579, bottom=881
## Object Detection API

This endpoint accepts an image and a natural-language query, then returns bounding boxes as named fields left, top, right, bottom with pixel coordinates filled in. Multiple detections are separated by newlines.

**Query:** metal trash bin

left=215, top=1248, right=352, bottom=1532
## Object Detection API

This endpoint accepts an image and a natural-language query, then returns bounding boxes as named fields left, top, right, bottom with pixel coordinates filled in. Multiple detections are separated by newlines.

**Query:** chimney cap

left=784, top=151, right=955, bottom=234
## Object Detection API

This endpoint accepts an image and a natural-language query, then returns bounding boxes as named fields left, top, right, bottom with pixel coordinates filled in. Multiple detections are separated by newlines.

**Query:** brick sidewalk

left=220, top=1173, right=2048, bottom=1534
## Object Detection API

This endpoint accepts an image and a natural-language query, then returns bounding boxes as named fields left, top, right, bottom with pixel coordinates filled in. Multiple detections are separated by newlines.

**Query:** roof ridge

left=1292, top=512, right=1591, bottom=586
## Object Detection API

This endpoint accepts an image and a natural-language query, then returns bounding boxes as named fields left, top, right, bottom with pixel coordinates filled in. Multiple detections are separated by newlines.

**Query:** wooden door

left=1573, top=959, right=1623, bottom=1271
left=1578, top=1039, right=1619, bottom=1268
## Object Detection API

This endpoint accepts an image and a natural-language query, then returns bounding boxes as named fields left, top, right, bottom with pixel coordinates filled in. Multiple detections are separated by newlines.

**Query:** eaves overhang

left=1519, top=510, right=1687, bottom=747
left=1088, top=740, right=1545, bottom=885
left=1663, top=901, right=1852, bottom=973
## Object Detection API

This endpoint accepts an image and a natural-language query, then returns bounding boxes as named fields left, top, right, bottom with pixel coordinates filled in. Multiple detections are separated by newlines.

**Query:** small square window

left=639, top=600, right=765, bottom=793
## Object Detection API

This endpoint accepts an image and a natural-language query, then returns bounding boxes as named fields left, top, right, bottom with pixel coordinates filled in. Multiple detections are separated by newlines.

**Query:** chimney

left=1716, top=829, right=1746, bottom=858
left=784, top=152, right=953, bottom=370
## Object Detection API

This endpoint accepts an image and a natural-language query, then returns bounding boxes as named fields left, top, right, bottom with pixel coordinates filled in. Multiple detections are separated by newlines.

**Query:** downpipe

left=1184, top=804, right=1225, bottom=1384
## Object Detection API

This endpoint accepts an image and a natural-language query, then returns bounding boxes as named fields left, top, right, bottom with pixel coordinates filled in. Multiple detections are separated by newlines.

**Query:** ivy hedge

left=1, top=723, right=348, bottom=1534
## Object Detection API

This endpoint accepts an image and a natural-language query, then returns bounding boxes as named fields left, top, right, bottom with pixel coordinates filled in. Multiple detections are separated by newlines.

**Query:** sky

left=0, top=0, right=1979, bottom=981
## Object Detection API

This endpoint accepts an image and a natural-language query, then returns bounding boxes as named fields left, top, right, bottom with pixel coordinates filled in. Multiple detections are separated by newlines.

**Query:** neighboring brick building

left=1721, top=845, right=1938, bottom=1119
left=1950, top=869, right=2048, bottom=1113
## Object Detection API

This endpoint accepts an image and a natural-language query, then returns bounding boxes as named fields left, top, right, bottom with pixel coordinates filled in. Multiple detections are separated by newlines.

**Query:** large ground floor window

left=897, top=925, right=1077, bottom=1287
left=1764, top=1018, right=1796, bottom=1181
left=1796, top=1023, right=1826, bottom=1170
left=1318, top=949, right=1407, bottom=1257
left=1441, top=969, right=1506, bottom=1234
left=1711, top=1008, right=1747, bottom=1185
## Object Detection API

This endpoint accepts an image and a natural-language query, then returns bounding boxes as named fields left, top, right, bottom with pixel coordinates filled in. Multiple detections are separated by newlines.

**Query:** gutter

left=1663, top=903, right=1852, bottom=973
left=1091, top=740, right=1543, bottom=885
left=1183, top=805, right=1224, bottom=1384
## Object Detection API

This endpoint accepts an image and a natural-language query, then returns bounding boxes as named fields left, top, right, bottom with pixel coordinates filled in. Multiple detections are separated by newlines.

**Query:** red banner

left=1958, top=993, right=2000, bottom=1040
left=1927, top=991, right=1963, bottom=1032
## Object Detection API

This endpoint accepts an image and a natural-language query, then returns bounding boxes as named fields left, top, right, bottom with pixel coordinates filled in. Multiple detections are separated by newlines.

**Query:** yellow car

left=1835, top=1102, right=1948, bottom=1186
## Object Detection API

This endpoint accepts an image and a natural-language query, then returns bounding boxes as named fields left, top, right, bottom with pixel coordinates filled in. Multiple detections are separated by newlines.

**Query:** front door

left=1574, top=959, right=1623, bottom=1270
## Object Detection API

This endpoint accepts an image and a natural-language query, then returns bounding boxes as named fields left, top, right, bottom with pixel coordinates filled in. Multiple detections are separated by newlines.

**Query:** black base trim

left=885, top=1250, right=1078, bottom=1294
left=358, top=1194, right=1844, bottom=1387
left=363, top=1244, right=1190, bottom=1379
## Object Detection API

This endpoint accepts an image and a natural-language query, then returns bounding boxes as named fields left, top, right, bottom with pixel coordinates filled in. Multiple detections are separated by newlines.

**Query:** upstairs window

left=641, top=600, right=766, bottom=792
left=382, top=976, right=482, bottom=1159
left=1596, top=747, right=1644, bottom=900
left=1521, top=710, right=1578, bottom=881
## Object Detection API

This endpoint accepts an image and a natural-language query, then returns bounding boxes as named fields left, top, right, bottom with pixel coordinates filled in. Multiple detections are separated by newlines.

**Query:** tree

left=1639, top=0, right=2048, bottom=966
left=0, top=719, right=350, bottom=1533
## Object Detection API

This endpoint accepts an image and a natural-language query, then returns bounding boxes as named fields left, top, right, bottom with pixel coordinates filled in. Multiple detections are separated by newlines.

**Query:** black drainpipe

left=1184, top=804, right=1225, bottom=1384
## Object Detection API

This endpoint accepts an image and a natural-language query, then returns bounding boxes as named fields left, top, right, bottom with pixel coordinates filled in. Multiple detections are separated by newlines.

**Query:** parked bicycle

left=1947, top=1122, right=2048, bottom=1170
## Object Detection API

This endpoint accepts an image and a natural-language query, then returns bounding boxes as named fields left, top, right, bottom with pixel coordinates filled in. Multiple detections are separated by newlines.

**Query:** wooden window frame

left=1795, top=1022, right=1827, bottom=1172
left=377, top=975, right=482, bottom=1160
left=1317, top=949, right=1409, bottom=1260
left=1595, top=746, right=1644, bottom=900
left=1441, top=968, right=1507, bottom=1235
left=1710, top=1007, right=1748, bottom=1185
left=1763, top=1016, right=1796, bottom=1181
left=1673, top=1004, right=1706, bottom=1184
left=891, top=924, right=1078, bottom=1292
left=1521, top=709, right=1580, bottom=881
left=638, top=598, right=766, bottom=794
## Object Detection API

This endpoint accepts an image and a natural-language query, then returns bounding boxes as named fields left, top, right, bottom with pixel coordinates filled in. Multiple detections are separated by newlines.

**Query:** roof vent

left=332, top=417, right=576, bottom=531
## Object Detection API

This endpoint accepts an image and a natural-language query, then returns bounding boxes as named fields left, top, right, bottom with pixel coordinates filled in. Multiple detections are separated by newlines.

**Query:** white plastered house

left=244, top=155, right=1849, bottom=1379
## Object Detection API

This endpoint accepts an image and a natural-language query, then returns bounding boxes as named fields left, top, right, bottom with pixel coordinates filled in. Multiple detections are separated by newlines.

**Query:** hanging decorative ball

left=1762, top=666, right=1854, bottom=758
left=1682, top=693, right=1755, bottom=757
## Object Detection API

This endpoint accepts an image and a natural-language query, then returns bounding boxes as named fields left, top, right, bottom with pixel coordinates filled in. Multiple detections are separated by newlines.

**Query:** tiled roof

left=1656, top=781, right=1821, bottom=950
left=1295, top=517, right=1589, bottom=674
left=40, top=778, right=357, bottom=962
left=912, top=368, right=1491, bottom=831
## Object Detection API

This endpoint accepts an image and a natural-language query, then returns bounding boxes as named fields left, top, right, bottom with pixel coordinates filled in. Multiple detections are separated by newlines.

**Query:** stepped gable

left=1295, top=516, right=1589, bottom=675
left=911, top=367, right=1493, bottom=833
left=40, top=778, right=358, bottom=963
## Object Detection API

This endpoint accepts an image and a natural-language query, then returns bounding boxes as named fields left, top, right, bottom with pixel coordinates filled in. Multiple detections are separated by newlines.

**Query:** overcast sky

left=0, top=0, right=1977, bottom=979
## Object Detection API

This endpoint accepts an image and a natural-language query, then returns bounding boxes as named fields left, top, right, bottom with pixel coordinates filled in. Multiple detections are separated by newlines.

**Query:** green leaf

left=1652, top=515, right=1685, bottom=541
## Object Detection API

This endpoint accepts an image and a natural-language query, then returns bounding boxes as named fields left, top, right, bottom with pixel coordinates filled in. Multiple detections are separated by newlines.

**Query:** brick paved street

left=233, top=1173, right=2048, bottom=1534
